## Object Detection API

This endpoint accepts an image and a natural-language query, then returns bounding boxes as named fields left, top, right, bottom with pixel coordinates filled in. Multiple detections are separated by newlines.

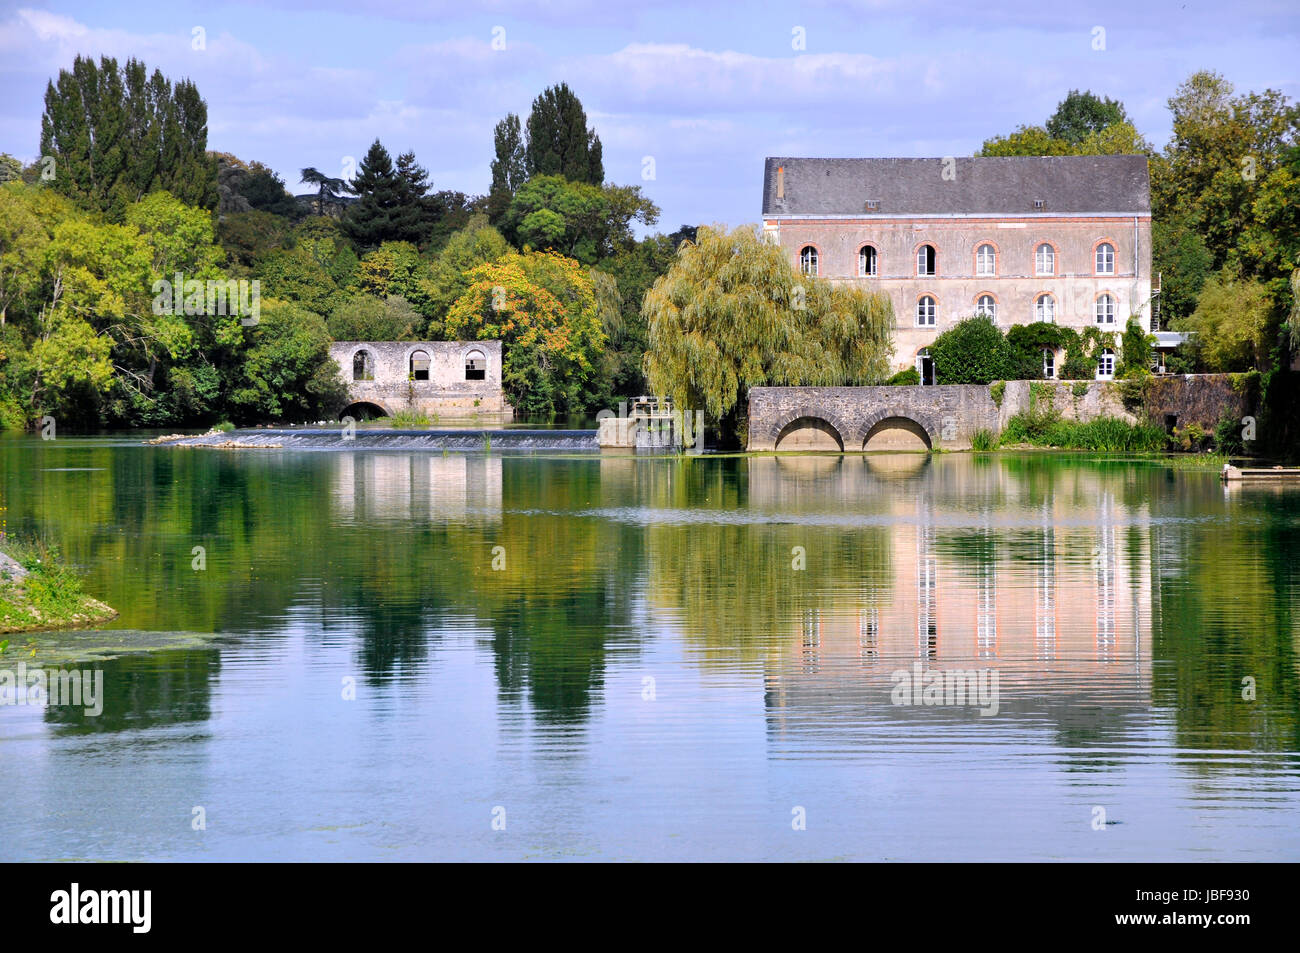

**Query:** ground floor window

left=916, top=348, right=935, bottom=386
left=1096, top=348, right=1115, bottom=379
left=1043, top=349, right=1055, bottom=379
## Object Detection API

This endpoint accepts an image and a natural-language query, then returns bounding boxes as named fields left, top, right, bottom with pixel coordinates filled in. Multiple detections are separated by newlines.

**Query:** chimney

left=776, top=165, right=785, bottom=200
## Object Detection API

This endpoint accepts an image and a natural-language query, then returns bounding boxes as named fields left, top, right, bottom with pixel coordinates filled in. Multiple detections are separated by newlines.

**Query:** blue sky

left=1, top=0, right=1295, bottom=232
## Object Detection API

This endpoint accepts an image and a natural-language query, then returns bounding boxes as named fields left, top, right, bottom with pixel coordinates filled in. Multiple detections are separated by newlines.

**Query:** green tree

left=1047, top=90, right=1130, bottom=144
left=421, top=215, right=512, bottom=336
left=229, top=299, right=348, bottom=421
left=525, top=84, right=604, bottom=185
left=299, top=167, right=347, bottom=217
left=1174, top=272, right=1273, bottom=371
left=928, top=316, right=1016, bottom=384
left=328, top=293, right=421, bottom=342
left=643, top=225, right=892, bottom=444
left=39, top=55, right=217, bottom=217
left=503, top=175, right=658, bottom=264
left=488, top=113, right=528, bottom=223
left=343, top=140, right=403, bottom=249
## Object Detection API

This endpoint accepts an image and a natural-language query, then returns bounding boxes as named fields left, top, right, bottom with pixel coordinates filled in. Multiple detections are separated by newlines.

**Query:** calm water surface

left=1, top=434, right=1298, bottom=861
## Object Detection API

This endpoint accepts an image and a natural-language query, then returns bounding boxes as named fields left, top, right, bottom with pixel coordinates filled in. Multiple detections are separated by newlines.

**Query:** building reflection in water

left=329, top=453, right=502, bottom=523
left=748, top=455, right=1152, bottom=727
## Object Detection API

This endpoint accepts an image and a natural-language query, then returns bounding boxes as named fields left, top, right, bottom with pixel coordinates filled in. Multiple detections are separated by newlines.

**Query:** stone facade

left=761, top=156, right=1154, bottom=377
left=748, top=385, right=1002, bottom=451
left=329, top=341, right=512, bottom=418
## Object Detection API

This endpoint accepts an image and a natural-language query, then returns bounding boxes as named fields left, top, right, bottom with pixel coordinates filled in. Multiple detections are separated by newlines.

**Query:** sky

left=0, top=1, right=1296, bottom=233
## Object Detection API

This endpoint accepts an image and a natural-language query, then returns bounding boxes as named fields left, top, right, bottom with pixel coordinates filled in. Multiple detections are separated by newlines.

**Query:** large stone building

left=761, top=155, right=1155, bottom=381
left=329, top=340, right=512, bottom=419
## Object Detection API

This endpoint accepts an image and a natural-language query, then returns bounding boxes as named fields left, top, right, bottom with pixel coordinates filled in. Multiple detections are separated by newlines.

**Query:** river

left=1, top=433, right=1298, bottom=861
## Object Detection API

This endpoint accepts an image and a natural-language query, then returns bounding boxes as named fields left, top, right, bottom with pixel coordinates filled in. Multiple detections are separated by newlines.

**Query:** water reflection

left=1, top=436, right=1298, bottom=859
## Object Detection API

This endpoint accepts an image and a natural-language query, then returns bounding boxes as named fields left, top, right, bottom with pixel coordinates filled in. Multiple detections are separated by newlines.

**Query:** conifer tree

left=343, top=140, right=404, bottom=249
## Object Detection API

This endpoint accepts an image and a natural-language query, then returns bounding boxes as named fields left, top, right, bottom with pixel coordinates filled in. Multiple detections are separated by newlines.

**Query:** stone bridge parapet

left=747, top=385, right=1002, bottom=451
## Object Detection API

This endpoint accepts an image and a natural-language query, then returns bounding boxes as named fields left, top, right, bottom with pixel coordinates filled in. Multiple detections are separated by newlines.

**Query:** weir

left=173, top=428, right=600, bottom=451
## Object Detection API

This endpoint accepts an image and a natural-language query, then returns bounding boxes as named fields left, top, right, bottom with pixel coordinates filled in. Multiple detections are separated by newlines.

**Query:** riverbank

left=0, top=539, right=118, bottom=635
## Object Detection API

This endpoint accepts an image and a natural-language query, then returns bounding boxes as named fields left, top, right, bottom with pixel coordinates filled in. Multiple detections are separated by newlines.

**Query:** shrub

left=887, top=367, right=920, bottom=386
left=971, top=428, right=998, bottom=451
left=388, top=409, right=431, bottom=428
left=989, top=380, right=1006, bottom=407
left=1214, top=413, right=1246, bottom=454
left=929, top=316, right=1015, bottom=384
left=1000, top=412, right=1167, bottom=451
left=1071, top=382, right=1090, bottom=398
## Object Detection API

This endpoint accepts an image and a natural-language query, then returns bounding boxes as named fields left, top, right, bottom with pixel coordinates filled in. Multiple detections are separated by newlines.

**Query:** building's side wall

left=767, top=216, right=1153, bottom=373
left=328, top=341, right=512, bottom=417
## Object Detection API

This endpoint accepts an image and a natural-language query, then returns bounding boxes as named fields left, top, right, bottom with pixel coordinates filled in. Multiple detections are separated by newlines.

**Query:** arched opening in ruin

left=863, top=416, right=931, bottom=452
left=352, top=349, right=374, bottom=381
left=410, top=350, right=430, bottom=381
left=465, top=348, right=486, bottom=381
left=774, top=416, right=844, bottom=451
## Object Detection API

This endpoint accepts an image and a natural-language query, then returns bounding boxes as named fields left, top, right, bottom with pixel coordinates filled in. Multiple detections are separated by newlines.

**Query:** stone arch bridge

left=747, top=385, right=1002, bottom=452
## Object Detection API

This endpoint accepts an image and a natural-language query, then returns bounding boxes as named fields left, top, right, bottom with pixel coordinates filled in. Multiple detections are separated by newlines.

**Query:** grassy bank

left=0, top=538, right=117, bottom=635
left=998, top=411, right=1169, bottom=452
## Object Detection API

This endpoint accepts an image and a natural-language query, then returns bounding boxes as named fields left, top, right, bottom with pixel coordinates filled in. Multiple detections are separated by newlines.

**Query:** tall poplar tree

left=524, top=84, right=604, bottom=185
left=488, top=113, right=528, bottom=224
left=39, top=55, right=217, bottom=218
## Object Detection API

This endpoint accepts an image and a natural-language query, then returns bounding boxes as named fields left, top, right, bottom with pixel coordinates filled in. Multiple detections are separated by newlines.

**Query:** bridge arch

left=341, top=400, right=391, bottom=421
left=773, top=412, right=849, bottom=451
left=858, top=410, right=938, bottom=452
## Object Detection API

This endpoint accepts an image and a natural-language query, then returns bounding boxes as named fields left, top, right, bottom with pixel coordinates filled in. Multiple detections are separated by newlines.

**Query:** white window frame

left=1095, top=294, right=1115, bottom=325
left=1035, top=294, right=1055, bottom=324
left=1042, top=349, right=1055, bottom=379
left=916, top=296, right=936, bottom=327
left=976, top=295, right=996, bottom=320
left=859, top=245, right=877, bottom=277
left=1035, top=243, right=1055, bottom=276
left=799, top=246, right=818, bottom=276
left=916, top=244, right=936, bottom=276
left=1095, top=242, right=1115, bottom=275
left=976, top=244, right=996, bottom=277
left=1096, top=348, right=1115, bottom=380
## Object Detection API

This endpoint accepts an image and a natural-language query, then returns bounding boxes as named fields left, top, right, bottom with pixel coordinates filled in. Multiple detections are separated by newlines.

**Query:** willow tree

left=643, top=225, right=893, bottom=444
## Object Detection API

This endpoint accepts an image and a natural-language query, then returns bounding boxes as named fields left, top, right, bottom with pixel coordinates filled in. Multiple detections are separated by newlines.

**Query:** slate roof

left=762, top=156, right=1150, bottom=217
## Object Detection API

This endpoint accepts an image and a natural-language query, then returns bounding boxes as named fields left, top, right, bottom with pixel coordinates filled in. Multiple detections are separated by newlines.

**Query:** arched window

left=1035, top=243, right=1055, bottom=275
left=1097, top=348, right=1116, bottom=379
left=916, top=244, right=936, bottom=276
left=976, top=294, right=996, bottom=320
left=465, top=348, right=486, bottom=381
left=1035, top=294, right=1055, bottom=324
left=1042, top=349, right=1055, bottom=379
left=1095, top=242, right=1115, bottom=275
left=799, top=246, right=818, bottom=275
left=1095, top=294, right=1116, bottom=325
left=976, top=244, right=996, bottom=277
left=352, top=350, right=373, bottom=382
left=410, top=349, right=430, bottom=381
left=916, top=295, right=936, bottom=327
left=858, top=244, right=877, bottom=277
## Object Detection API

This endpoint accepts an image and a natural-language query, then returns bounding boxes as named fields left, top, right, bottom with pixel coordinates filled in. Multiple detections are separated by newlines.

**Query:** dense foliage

left=40, top=55, right=218, bottom=218
left=928, top=316, right=1018, bottom=384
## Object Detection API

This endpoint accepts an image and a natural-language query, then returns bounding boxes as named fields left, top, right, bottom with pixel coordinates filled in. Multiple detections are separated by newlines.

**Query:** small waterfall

left=170, top=428, right=600, bottom=451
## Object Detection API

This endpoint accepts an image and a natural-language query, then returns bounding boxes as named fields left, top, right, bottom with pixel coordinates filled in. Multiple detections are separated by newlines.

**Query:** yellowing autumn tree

left=445, top=250, right=606, bottom=415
